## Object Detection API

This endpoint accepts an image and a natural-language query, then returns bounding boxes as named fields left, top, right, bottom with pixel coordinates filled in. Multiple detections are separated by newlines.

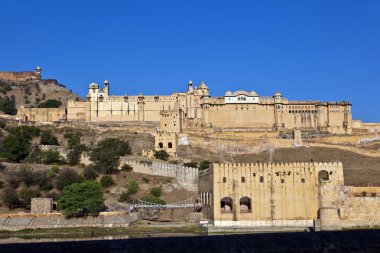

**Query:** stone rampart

left=0, top=71, right=40, bottom=82
left=121, top=159, right=198, bottom=191
left=183, top=134, right=294, bottom=154
left=0, top=212, right=138, bottom=231
left=304, top=141, right=380, bottom=157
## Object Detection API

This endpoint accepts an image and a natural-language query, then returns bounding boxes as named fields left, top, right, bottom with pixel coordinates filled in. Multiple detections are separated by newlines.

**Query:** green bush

left=184, top=161, right=198, bottom=168
left=19, top=188, right=40, bottom=209
left=4, top=84, right=12, bottom=91
left=121, top=163, right=133, bottom=172
left=1, top=126, right=40, bottom=162
left=100, top=175, right=114, bottom=188
left=55, top=168, right=83, bottom=190
left=118, top=180, right=139, bottom=202
left=142, top=176, right=150, bottom=183
left=141, top=195, right=166, bottom=205
left=90, top=138, right=131, bottom=174
left=51, top=165, right=60, bottom=174
left=64, top=132, right=81, bottom=149
left=38, top=99, right=62, bottom=108
left=58, top=181, right=105, bottom=218
left=199, top=160, right=212, bottom=170
left=0, top=96, right=16, bottom=115
left=150, top=186, right=162, bottom=197
left=128, top=180, right=139, bottom=194
left=40, top=130, right=59, bottom=146
left=2, top=187, right=20, bottom=209
left=154, top=150, right=169, bottom=161
left=83, top=167, right=98, bottom=180
left=118, top=191, right=131, bottom=202
left=38, top=150, right=63, bottom=164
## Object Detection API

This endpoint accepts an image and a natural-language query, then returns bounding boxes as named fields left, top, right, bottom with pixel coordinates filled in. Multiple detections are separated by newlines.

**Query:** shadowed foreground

left=0, top=229, right=380, bottom=253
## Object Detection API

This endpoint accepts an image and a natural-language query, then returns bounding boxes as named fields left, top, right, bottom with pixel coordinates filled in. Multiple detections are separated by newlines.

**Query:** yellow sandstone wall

left=199, top=162, right=343, bottom=227
left=17, top=106, right=66, bottom=122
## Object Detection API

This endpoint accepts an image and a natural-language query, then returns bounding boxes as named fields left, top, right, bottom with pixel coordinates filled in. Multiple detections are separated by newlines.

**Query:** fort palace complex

left=18, top=79, right=353, bottom=133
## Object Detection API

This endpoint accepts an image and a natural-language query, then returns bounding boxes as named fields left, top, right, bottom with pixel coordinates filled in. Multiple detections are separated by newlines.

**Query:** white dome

left=250, top=91, right=259, bottom=96
left=232, top=90, right=250, bottom=96
left=225, top=90, right=233, bottom=96
left=199, top=81, right=208, bottom=88
left=89, top=82, right=99, bottom=89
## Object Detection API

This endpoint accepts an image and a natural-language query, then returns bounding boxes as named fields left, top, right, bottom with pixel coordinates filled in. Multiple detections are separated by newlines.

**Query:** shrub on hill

left=83, top=167, right=98, bottom=180
left=55, top=168, right=83, bottom=190
left=150, top=186, right=162, bottom=197
left=199, top=160, right=211, bottom=170
left=100, top=175, right=114, bottom=188
left=141, top=195, right=166, bottom=205
left=19, top=188, right=40, bottom=209
left=38, top=99, right=62, bottom=108
left=154, top=150, right=169, bottom=161
left=1, top=126, right=40, bottom=162
left=40, top=130, right=59, bottom=146
left=118, top=180, right=139, bottom=202
left=58, top=181, right=105, bottom=218
left=0, top=96, right=16, bottom=115
left=90, top=138, right=131, bottom=174
left=183, top=161, right=198, bottom=168
left=2, top=187, right=20, bottom=209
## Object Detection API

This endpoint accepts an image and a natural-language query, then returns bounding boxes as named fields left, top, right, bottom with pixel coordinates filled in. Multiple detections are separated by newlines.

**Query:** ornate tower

left=35, top=66, right=42, bottom=79
left=103, top=80, right=109, bottom=96
left=138, top=93, right=145, bottom=121
left=86, top=93, right=91, bottom=122
left=273, top=91, right=284, bottom=131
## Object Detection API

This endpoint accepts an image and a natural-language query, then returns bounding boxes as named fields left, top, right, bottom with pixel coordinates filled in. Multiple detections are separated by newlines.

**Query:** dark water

left=0, top=230, right=379, bottom=253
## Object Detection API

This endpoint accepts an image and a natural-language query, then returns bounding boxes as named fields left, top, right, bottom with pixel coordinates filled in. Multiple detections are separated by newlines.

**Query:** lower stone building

left=198, top=162, right=380, bottom=230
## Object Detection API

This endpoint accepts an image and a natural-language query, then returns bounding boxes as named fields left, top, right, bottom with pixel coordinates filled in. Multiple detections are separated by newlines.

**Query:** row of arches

left=158, top=142, right=173, bottom=149
left=221, top=197, right=251, bottom=213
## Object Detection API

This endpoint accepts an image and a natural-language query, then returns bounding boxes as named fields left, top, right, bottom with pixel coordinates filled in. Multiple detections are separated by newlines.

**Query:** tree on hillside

left=55, top=168, right=83, bottom=190
left=2, top=187, right=20, bottom=210
left=40, top=130, right=59, bottom=146
left=199, top=160, right=212, bottom=170
left=183, top=161, right=198, bottom=168
left=154, top=150, right=169, bottom=161
left=0, top=96, right=16, bottom=115
left=1, top=126, right=40, bottom=162
left=90, top=138, right=131, bottom=174
left=38, top=99, right=62, bottom=108
left=64, top=132, right=81, bottom=149
left=58, top=181, right=105, bottom=218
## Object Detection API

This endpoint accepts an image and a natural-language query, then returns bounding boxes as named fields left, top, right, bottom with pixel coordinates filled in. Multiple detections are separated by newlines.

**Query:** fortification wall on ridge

left=121, top=159, right=198, bottom=191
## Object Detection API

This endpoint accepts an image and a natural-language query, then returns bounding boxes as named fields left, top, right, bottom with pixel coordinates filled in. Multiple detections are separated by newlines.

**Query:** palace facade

left=18, top=80, right=353, bottom=134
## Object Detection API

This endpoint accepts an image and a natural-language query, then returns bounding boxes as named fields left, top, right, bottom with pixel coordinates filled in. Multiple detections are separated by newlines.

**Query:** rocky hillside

left=0, top=78, right=82, bottom=110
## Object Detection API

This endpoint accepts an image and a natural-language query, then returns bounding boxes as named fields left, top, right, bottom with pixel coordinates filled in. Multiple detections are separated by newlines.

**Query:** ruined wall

left=121, top=159, right=198, bottom=191
left=0, top=71, right=40, bottom=82
left=319, top=185, right=380, bottom=230
left=31, top=198, right=53, bottom=214
left=17, top=106, right=66, bottom=122
left=0, top=212, right=138, bottom=231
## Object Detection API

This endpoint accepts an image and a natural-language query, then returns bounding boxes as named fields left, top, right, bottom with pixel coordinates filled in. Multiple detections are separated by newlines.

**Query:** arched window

left=168, top=142, right=173, bottom=149
left=158, top=142, right=163, bottom=149
left=318, top=170, right=329, bottom=181
left=241, top=177, right=245, bottom=183
left=240, top=196, right=251, bottom=213
left=223, top=177, right=226, bottom=183
left=221, top=197, right=233, bottom=213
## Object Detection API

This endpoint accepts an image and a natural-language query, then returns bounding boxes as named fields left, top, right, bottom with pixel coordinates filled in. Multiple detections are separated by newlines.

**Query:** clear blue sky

left=1, top=1, right=379, bottom=122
